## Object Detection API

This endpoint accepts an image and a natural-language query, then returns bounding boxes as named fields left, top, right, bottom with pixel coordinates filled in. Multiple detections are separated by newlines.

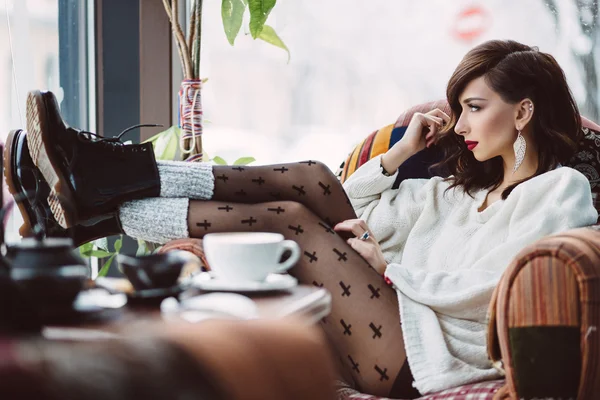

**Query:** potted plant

left=161, top=0, right=289, bottom=161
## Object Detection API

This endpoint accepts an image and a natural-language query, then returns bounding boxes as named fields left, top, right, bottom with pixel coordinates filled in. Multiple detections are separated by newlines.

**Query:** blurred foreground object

left=0, top=319, right=336, bottom=400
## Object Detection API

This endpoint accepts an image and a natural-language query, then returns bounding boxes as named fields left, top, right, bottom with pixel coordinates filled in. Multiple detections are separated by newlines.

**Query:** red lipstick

left=465, top=140, right=478, bottom=150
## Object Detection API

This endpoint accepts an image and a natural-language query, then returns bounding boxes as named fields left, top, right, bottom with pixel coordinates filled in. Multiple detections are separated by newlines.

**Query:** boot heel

left=3, top=131, right=34, bottom=236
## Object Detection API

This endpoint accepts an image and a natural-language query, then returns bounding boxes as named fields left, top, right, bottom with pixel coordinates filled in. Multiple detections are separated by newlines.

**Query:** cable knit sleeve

left=342, top=155, right=436, bottom=260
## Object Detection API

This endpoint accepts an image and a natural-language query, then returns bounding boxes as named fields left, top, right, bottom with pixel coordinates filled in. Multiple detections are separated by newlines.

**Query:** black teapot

left=6, top=238, right=89, bottom=310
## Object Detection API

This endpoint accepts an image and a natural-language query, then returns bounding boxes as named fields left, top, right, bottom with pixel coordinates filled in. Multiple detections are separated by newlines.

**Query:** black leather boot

left=4, top=130, right=125, bottom=247
left=26, top=90, right=161, bottom=228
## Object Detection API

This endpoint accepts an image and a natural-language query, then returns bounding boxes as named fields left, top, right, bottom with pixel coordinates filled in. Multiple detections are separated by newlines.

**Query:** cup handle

left=275, top=240, right=301, bottom=273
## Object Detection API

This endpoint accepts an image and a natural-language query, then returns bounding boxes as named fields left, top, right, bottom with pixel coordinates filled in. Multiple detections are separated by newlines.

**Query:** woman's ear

left=515, top=98, right=534, bottom=131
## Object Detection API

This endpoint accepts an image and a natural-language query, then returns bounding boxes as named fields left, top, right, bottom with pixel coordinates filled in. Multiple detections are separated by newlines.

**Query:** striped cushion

left=338, top=100, right=449, bottom=183
left=340, top=123, right=398, bottom=183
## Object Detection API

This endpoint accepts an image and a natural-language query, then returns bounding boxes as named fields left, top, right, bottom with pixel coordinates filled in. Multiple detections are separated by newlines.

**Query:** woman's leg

left=187, top=200, right=414, bottom=398
left=211, top=161, right=355, bottom=229
left=116, top=161, right=358, bottom=244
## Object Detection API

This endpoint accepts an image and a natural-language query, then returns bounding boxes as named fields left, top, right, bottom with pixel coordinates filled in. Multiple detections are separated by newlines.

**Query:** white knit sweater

left=342, top=155, right=598, bottom=394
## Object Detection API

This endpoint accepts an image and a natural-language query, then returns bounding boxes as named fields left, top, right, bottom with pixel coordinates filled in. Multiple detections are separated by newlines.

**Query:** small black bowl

left=118, top=251, right=194, bottom=292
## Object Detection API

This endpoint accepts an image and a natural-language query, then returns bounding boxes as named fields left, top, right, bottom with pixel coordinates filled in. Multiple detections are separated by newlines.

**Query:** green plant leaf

left=258, top=25, right=290, bottom=62
left=78, top=242, right=93, bottom=257
left=114, top=237, right=123, bottom=253
left=97, top=254, right=116, bottom=277
left=153, top=126, right=181, bottom=161
left=136, top=239, right=149, bottom=257
left=87, top=249, right=113, bottom=258
left=233, top=156, right=256, bottom=165
left=142, top=130, right=164, bottom=144
left=212, top=156, right=228, bottom=165
left=248, top=0, right=276, bottom=38
left=222, top=0, right=245, bottom=45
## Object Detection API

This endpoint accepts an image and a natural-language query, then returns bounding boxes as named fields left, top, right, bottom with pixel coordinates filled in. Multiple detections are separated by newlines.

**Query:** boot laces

left=77, top=124, right=163, bottom=145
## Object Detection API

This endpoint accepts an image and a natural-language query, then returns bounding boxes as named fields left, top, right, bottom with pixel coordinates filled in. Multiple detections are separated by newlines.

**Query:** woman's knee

left=311, top=161, right=339, bottom=184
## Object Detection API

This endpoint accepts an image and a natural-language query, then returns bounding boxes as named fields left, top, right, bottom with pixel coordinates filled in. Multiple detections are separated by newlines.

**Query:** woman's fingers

left=422, top=116, right=440, bottom=137
left=335, top=221, right=385, bottom=273
left=421, top=114, right=443, bottom=128
left=421, top=114, right=446, bottom=148
left=347, top=239, right=369, bottom=266
left=333, top=219, right=371, bottom=238
left=422, top=115, right=443, bottom=133
left=334, top=219, right=367, bottom=237
left=346, top=238, right=386, bottom=274
left=427, top=108, right=451, bottom=124
left=428, top=115, right=444, bottom=124
left=346, top=237, right=370, bottom=255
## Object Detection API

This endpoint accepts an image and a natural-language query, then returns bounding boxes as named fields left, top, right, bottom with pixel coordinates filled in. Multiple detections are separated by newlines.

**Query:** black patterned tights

left=187, top=161, right=417, bottom=398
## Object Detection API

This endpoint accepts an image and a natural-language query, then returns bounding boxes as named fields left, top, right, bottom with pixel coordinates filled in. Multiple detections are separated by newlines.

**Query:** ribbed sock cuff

left=119, top=198, right=189, bottom=244
left=157, top=161, right=214, bottom=199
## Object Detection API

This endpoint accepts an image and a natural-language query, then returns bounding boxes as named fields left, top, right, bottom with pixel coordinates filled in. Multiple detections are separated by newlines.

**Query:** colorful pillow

left=338, top=100, right=449, bottom=187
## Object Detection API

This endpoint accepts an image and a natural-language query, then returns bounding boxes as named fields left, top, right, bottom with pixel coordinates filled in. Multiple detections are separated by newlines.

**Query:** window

left=1, top=0, right=92, bottom=243
left=195, top=1, right=599, bottom=171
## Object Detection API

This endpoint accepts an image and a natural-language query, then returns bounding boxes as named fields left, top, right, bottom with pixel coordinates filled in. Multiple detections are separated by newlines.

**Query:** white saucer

left=191, top=272, right=298, bottom=292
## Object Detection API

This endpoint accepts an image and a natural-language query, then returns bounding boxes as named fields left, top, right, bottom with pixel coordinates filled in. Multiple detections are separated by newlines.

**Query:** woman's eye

left=468, top=104, right=480, bottom=112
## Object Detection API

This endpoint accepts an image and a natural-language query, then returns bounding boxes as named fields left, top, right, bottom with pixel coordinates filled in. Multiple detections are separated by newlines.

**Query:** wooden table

left=43, top=285, right=331, bottom=341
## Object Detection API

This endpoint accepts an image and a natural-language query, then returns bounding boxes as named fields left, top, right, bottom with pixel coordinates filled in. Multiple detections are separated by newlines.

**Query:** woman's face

left=454, top=76, right=519, bottom=162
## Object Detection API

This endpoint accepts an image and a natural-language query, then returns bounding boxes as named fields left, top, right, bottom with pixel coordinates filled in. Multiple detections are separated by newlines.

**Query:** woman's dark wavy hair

left=432, top=40, right=581, bottom=199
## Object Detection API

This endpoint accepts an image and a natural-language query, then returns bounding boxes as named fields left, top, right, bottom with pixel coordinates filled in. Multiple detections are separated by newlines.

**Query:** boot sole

left=3, top=129, right=35, bottom=237
left=26, top=91, right=77, bottom=229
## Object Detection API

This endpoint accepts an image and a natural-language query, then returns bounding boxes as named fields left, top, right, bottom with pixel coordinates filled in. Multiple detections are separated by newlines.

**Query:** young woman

left=12, top=39, right=598, bottom=398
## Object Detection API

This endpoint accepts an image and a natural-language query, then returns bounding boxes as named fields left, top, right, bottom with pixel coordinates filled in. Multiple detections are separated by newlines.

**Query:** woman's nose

left=454, top=116, right=467, bottom=136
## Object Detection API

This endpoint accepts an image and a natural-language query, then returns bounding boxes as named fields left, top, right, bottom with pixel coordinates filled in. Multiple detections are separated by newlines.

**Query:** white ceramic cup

left=203, top=232, right=301, bottom=282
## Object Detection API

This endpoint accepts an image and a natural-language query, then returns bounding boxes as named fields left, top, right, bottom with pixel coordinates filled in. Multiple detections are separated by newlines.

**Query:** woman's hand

left=381, top=108, right=451, bottom=175
left=402, top=108, right=451, bottom=154
left=333, top=219, right=387, bottom=275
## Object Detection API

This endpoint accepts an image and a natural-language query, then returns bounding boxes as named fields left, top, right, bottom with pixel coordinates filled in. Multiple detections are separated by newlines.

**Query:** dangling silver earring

left=513, top=130, right=526, bottom=173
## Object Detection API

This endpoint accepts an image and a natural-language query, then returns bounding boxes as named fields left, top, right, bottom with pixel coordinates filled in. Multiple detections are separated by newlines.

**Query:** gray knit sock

left=157, top=161, right=215, bottom=199
left=119, top=198, right=190, bottom=244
